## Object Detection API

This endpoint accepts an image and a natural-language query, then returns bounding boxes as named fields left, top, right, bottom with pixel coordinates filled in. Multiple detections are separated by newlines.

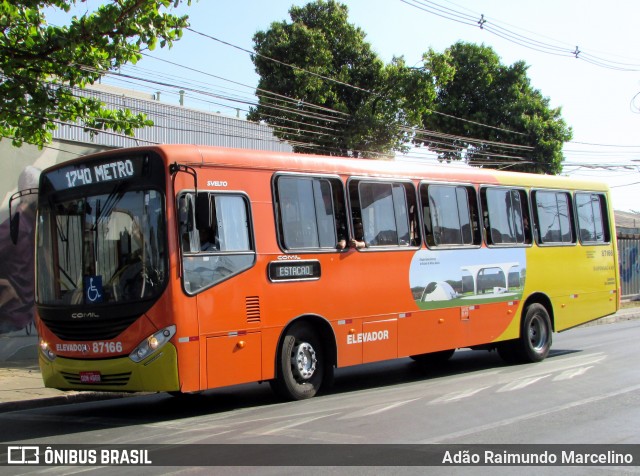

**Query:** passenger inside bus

left=199, top=226, right=218, bottom=251
left=334, top=202, right=348, bottom=250
left=350, top=220, right=367, bottom=249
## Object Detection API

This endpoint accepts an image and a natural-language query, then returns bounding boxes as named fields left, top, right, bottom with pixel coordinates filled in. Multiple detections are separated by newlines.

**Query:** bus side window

left=348, top=179, right=418, bottom=248
left=182, top=193, right=254, bottom=294
left=275, top=175, right=346, bottom=251
left=575, top=192, right=609, bottom=244
left=532, top=190, right=575, bottom=245
left=421, top=183, right=480, bottom=247
left=481, top=187, right=531, bottom=246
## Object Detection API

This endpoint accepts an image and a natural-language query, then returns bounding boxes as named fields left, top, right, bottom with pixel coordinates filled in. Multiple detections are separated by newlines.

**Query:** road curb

left=579, top=308, right=640, bottom=327
left=0, top=391, right=134, bottom=413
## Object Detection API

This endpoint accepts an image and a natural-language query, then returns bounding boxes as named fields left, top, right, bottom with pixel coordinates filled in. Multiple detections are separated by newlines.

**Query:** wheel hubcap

left=292, top=342, right=317, bottom=380
left=529, top=315, right=547, bottom=351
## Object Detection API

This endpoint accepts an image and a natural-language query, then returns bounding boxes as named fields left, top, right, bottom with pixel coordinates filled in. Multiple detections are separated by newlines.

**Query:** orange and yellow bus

left=30, top=145, right=619, bottom=400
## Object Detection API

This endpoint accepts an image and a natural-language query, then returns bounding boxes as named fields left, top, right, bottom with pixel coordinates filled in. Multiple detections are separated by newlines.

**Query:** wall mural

left=0, top=166, right=40, bottom=334
left=0, top=141, right=107, bottom=337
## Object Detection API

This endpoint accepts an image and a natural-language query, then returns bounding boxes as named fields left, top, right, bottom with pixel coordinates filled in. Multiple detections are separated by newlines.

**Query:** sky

left=51, top=0, right=640, bottom=211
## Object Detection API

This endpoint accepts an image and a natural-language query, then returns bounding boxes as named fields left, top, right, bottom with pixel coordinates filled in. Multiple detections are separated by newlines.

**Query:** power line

left=400, top=0, right=640, bottom=72
left=8, top=21, right=637, bottom=167
left=6, top=61, right=635, bottom=171
left=186, top=27, right=374, bottom=95
left=185, top=26, right=530, bottom=139
left=611, top=181, right=640, bottom=189
left=96, top=58, right=537, bottom=158
left=569, top=141, right=640, bottom=148
left=4, top=15, right=546, bottom=161
left=141, top=53, right=351, bottom=120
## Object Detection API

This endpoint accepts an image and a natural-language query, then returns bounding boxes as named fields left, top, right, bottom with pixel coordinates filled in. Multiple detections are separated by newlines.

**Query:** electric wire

left=185, top=27, right=530, bottom=138
left=5, top=10, right=639, bottom=171
left=400, top=0, right=640, bottom=72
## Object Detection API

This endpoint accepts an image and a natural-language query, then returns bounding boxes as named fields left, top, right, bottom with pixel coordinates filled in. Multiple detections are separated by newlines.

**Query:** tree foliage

left=249, top=0, right=447, bottom=158
left=418, top=42, right=572, bottom=174
left=250, top=3, right=570, bottom=172
left=0, top=0, right=192, bottom=147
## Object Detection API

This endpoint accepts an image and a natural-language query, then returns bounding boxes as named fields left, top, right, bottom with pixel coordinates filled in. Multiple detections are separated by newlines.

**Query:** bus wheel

left=514, top=303, right=552, bottom=363
left=271, top=323, right=325, bottom=400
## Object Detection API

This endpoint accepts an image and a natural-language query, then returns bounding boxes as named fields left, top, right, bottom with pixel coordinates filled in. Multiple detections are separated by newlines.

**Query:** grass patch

left=416, top=292, right=523, bottom=310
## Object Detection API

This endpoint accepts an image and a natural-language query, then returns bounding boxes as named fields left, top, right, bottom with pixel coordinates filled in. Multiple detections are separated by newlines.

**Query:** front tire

left=270, top=323, right=325, bottom=400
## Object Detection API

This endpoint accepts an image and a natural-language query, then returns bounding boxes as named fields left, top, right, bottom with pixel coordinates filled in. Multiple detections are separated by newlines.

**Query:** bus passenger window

left=348, top=180, right=419, bottom=248
left=481, top=187, right=531, bottom=246
left=421, top=183, right=480, bottom=247
left=532, top=190, right=575, bottom=245
left=575, top=193, right=609, bottom=244
left=275, top=175, right=346, bottom=251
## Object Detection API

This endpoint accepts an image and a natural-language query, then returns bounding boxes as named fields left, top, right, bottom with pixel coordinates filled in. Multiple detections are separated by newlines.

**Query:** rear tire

left=518, top=303, right=552, bottom=362
left=499, top=303, right=552, bottom=364
left=270, top=323, right=325, bottom=400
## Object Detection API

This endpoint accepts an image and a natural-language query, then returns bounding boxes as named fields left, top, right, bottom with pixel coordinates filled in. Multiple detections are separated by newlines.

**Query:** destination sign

left=268, top=260, right=321, bottom=282
left=44, top=157, right=143, bottom=191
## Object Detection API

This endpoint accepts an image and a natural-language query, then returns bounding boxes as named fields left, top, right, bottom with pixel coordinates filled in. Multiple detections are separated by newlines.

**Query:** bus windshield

left=36, top=187, right=166, bottom=306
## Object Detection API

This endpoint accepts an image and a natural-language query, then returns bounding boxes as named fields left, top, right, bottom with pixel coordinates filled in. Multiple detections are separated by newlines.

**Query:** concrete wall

left=0, top=140, right=112, bottom=334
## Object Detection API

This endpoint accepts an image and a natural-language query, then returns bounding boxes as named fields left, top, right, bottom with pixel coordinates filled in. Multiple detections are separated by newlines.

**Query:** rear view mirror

left=8, top=188, right=38, bottom=245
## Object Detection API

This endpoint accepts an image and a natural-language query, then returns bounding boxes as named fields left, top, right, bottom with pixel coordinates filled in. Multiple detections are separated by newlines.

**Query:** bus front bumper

left=39, top=343, right=180, bottom=393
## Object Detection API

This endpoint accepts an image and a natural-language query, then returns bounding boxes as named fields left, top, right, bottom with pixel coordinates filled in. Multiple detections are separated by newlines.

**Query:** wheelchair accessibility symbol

left=84, top=276, right=104, bottom=303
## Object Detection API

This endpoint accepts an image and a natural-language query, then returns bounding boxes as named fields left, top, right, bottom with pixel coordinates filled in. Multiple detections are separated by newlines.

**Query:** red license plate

left=79, top=371, right=101, bottom=383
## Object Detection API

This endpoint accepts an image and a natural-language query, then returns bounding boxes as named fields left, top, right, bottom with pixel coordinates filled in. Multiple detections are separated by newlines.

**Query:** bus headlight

left=129, top=325, right=176, bottom=363
left=39, top=340, right=56, bottom=362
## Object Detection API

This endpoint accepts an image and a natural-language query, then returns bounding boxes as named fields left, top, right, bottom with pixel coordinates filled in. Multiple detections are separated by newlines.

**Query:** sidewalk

left=1, top=307, right=639, bottom=412
left=0, top=330, right=132, bottom=412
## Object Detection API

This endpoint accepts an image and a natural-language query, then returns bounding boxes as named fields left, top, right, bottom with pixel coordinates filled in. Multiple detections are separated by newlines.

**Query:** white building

left=0, top=84, right=292, bottom=222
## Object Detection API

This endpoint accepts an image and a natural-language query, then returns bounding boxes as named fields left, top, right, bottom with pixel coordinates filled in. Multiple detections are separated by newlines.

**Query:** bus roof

left=65, top=144, right=611, bottom=192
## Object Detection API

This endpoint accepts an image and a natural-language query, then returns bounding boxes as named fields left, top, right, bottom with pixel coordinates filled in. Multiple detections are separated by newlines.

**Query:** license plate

left=79, top=371, right=101, bottom=383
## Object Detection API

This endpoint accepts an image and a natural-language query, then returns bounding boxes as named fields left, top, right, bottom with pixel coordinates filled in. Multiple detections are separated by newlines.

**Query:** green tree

left=249, top=0, right=446, bottom=158
left=418, top=42, right=572, bottom=174
left=0, top=0, right=192, bottom=147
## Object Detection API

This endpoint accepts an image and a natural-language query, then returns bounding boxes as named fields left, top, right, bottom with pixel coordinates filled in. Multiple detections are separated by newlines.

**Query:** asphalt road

left=1, top=320, right=639, bottom=475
